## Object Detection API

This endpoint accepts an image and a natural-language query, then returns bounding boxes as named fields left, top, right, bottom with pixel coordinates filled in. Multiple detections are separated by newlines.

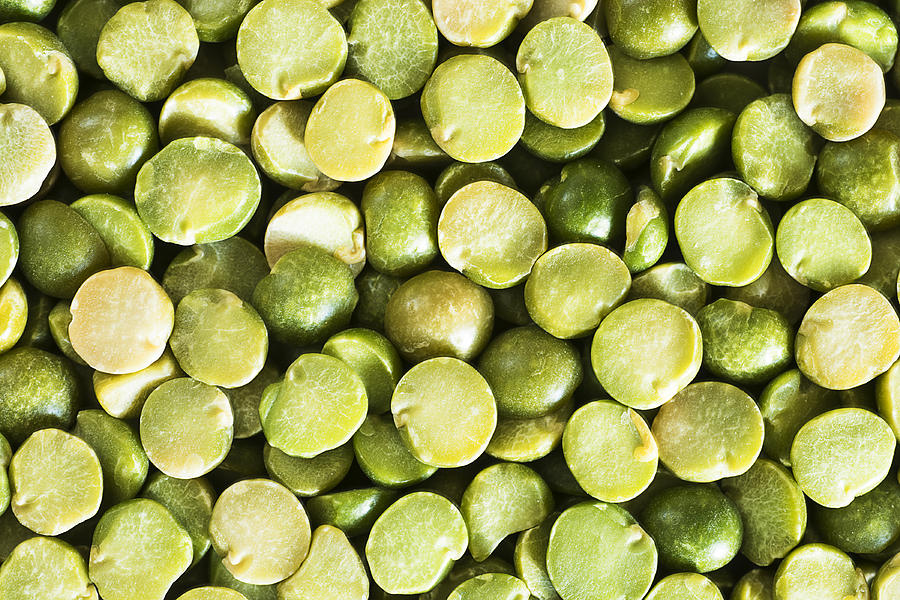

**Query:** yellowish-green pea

left=697, top=0, right=801, bottom=61
left=646, top=573, right=723, bottom=600
left=608, top=46, right=695, bottom=124
left=277, top=525, right=368, bottom=600
left=353, top=413, right=437, bottom=488
left=652, top=381, right=764, bottom=482
left=306, top=79, right=395, bottom=182
left=629, top=262, right=710, bottom=317
left=135, top=137, right=261, bottom=245
left=518, top=0, right=598, bottom=31
left=392, top=357, right=497, bottom=468
left=0, top=537, right=98, bottom=600
left=731, top=569, right=775, bottom=600
left=517, top=17, right=612, bottom=130
left=872, top=552, right=900, bottom=600
left=260, top=353, right=367, bottom=458
left=674, top=177, right=774, bottom=287
left=0, top=212, right=17, bottom=286
left=73, top=409, right=148, bottom=505
left=389, top=117, right=451, bottom=168
left=322, top=328, right=403, bottom=414
left=439, top=181, right=547, bottom=289
left=366, top=491, right=468, bottom=595
left=793, top=43, right=885, bottom=142
left=432, top=0, right=531, bottom=47
left=89, top=499, right=194, bottom=600
left=263, top=443, right=353, bottom=497
left=486, top=401, right=572, bottom=463
left=0, top=278, right=26, bottom=354
left=209, top=479, right=311, bottom=585
left=176, top=588, right=247, bottom=600
left=0, top=104, right=56, bottom=207
left=140, top=378, right=234, bottom=478
left=773, top=544, right=868, bottom=600
left=525, top=243, right=631, bottom=339
left=796, top=284, right=900, bottom=390
left=96, top=0, right=199, bottom=102
left=93, top=349, right=183, bottom=419
left=159, top=78, right=256, bottom=146
left=421, top=556, right=518, bottom=600
left=176, top=0, right=257, bottom=42
left=623, top=186, right=669, bottom=273
left=142, top=472, right=216, bottom=566
left=70, top=194, right=155, bottom=270
left=448, top=574, right=531, bottom=600
left=605, top=0, right=697, bottom=59
left=9, top=428, right=103, bottom=536
left=514, top=517, right=558, bottom=600
left=421, top=54, right=525, bottom=163
left=790, top=407, right=896, bottom=508
left=877, top=360, right=900, bottom=439
left=69, top=267, right=174, bottom=375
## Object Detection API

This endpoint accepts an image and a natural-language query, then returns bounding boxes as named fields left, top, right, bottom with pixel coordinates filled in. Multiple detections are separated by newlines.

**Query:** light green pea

left=873, top=552, right=900, bottom=600
left=277, top=525, right=368, bottom=600
left=646, top=574, right=723, bottom=600
left=305, top=487, right=398, bottom=537
left=652, top=381, right=764, bottom=482
left=97, top=0, right=199, bottom=102
left=0, top=104, right=56, bottom=207
left=0, top=537, right=97, bottom=600
left=163, top=237, right=269, bottom=305
left=306, top=79, right=395, bottom=182
left=563, top=400, right=657, bottom=502
left=520, top=110, right=606, bottom=163
left=422, top=556, right=517, bottom=600
left=56, top=0, right=120, bottom=79
left=731, top=569, right=775, bottom=600
left=392, top=357, right=497, bottom=467
left=159, top=78, right=256, bottom=146
left=697, top=0, right=801, bottom=61
left=224, top=363, right=279, bottom=439
left=263, top=443, right=353, bottom=497
left=346, top=0, right=438, bottom=99
left=322, top=328, right=402, bottom=414
left=421, top=55, right=525, bottom=163
left=486, top=401, right=572, bottom=463
left=260, top=353, right=367, bottom=458
left=623, top=186, right=668, bottom=273
left=366, top=492, right=468, bottom=595
left=629, top=262, right=709, bottom=316
left=592, top=299, right=701, bottom=409
left=432, top=0, right=531, bottom=47
left=674, top=177, right=774, bottom=287
left=210, top=559, right=277, bottom=600
left=0, top=279, right=27, bottom=354
left=389, top=117, right=451, bottom=169
left=353, top=414, right=437, bottom=488
left=514, top=517, right=558, bottom=600
left=605, top=0, right=697, bottom=59
left=525, top=243, right=631, bottom=339
left=73, top=409, right=148, bottom=505
left=236, top=0, right=347, bottom=100
left=93, top=349, right=184, bottom=419
left=70, top=194, right=155, bottom=270
left=89, top=499, right=193, bottom=600
left=209, top=479, right=311, bottom=585
left=877, top=360, right=900, bottom=439
left=774, top=544, right=868, bottom=600
left=0, top=212, right=17, bottom=286
left=176, top=0, right=257, bottom=42
left=608, top=46, right=695, bottom=124
left=0, top=0, right=55, bottom=20
left=776, top=198, right=871, bottom=291
left=135, top=137, right=261, bottom=245
left=790, top=407, right=896, bottom=508
left=140, top=378, right=234, bottom=479
left=448, top=574, right=531, bottom=600
left=547, top=502, right=657, bottom=600
left=177, top=588, right=247, bottom=600
left=142, top=472, right=215, bottom=566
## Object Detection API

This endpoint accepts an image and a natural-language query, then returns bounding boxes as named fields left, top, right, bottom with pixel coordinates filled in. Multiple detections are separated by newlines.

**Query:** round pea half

left=0, top=279, right=26, bottom=354
left=264, top=443, right=353, bottom=497
left=646, top=573, right=723, bottom=600
left=366, top=492, right=468, bottom=595
left=525, top=243, right=631, bottom=339
left=790, top=407, right=896, bottom=508
left=69, top=267, right=174, bottom=375
left=591, top=299, right=702, bottom=409
left=563, top=400, right=657, bottom=503
left=674, top=177, right=774, bottom=287
left=142, top=472, right=216, bottom=566
left=487, top=401, right=572, bottom=463
left=322, top=328, right=402, bottom=414
left=448, top=573, right=530, bottom=600
left=607, top=46, right=695, bottom=125
left=605, top=0, right=697, bottom=59
left=431, top=0, right=530, bottom=47
left=517, top=17, right=612, bottom=129
left=158, top=78, right=255, bottom=146
left=96, top=0, right=199, bottom=102
left=520, top=110, right=606, bottom=163
left=261, top=354, right=367, bottom=458
left=392, top=357, right=496, bottom=467
left=774, top=544, right=868, bottom=600
left=0, top=104, right=56, bottom=207
left=140, top=378, right=234, bottom=479
left=796, top=284, right=900, bottom=390
left=236, top=0, right=347, bottom=100
left=0, top=537, right=97, bottom=600
left=547, top=502, right=657, bottom=600
left=74, top=409, right=148, bottom=505
left=209, top=479, right=311, bottom=585
left=353, top=413, right=437, bottom=488
left=438, top=181, right=547, bottom=289
left=135, top=137, right=261, bottom=245
left=277, top=525, right=368, bottom=600
left=163, top=237, right=269, bottom=306
left=89, top=499, right=193, bottom=600
left=306, top=79, right=395, bottom=182
left=652, top=381, right=764, bottom=482
left=70, top=195, right=155, bottom=270
left=421, top=54, right=525, bottom=163
left=9, top=428, right=102, bottom=536
left=177, top=588, right=247, bottom=600
left=793, top=43, right=885, bottom=142
left=697, top=0, right=801, bottom=61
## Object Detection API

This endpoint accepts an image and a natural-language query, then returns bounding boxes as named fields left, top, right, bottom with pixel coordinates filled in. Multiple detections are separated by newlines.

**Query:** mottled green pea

left=448, top=574, right=530, bottom=600
left=873, top=552, right=900, bottom=600
left=698, top=0, right=801, bottom=61
left=629, top=262, right=709, bottom=316
left=796, top=284, right=900, bottom=390
left=694, top=73, right=766, bottom=114
left=813, top=476, right=900, bottom=555
left=366, top=492, right=468, bottom=595
left=263, top=443, right=352, bottom=497
left=73, top=409, right=147, bottom=505
left=623, top=186, right=668, bottom=273
left=252, top=245, right=358, bottom=346
left=0, top=279, right=26, bottom=353
left=0, top=537, right=97, bottom=600
left=422, top=55, right=525, bottom=162
left=652, top=381, right=764, bottom=482
left=59, top=90, right=159, bottom=195
left=353, top=268, right=403, bottom=331
left=723, top=259, right=811, bottom=325
left=646, top=574, right=723, bottom=600
left=69, top=194, right=154, bottom=270
left=163, top=237, right=269, bottom=306
left=608, top=46, right=694, bottom=124
left=177, top=0, right=257, bottom=42
left=322, top=328, right=402, bottom=414
left=547, top=502, right=657, bottom=600
left=277, top=525, right=368, bottom=600
left=353, top=414, right=436, bottom=488
left=674, top=178, right=774, bottom=287
left=432, top=0, right=531, bottom=47
left=791, top=407, right=896, bottom=508
left=56, top=0, right=120, bottom=79
left=774, top=544, right=868, bottom=600
left=605, top=0, right=696, bottom=59
left=486, top=401, right=572, bottom=463
left=142, top=472, right=215, bottom=565
left=435, top=162, right=517, bottom=205
left=592, top=114, right=661, bottom=171
left=520, top=110, right=606, bottom=163
left=159, top=78, right=255, bottom=146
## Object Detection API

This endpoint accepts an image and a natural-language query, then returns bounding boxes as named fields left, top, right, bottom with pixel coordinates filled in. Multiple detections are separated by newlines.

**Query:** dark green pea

left=859, top=223, right=900, bottom=298
left=362, top=171, right=439, bottom=277
left=697, top=299, right=794, bottom=385
left=684, top=31, right=726, bottom=79
left=767, top=54, right=795, bottom=94
left=694, top=73, right=766, bottom=115
left=539, top=158, right=632, bottom=246
left=817, top=128, right=900, bottom=231
left=73, top=409, right=148, bottom=505
left=17, top=288, right=55, bottom=351
left=651, top=107, right=736, bottom=202
left=252, top=245, right=358, bottom=346
left=813, top=475, right=900, bottom=555
left=225, top=363, right=279, bottom=439
left=56, top=0, right=120, bottom=79
left=263, top=443, right=353, bottom=497
left=307, top=487, right=399, bottom=538
left=623, top=186, right=668, bottom=273
left=59, top=90, right=159, bottom=195
left=488, top=285, right=530, bottom=326
left=389, top=117, right=450, bottom=170
left=435, top=162, right=517, bottom=206
left=605, top=0, right=697, bottom=59
left=875, top=99, right=900, bottom=138
left=722, top=258, right=811, bottom=325
left=163, top=237, right=270, bottom=306
left=608, top=46, right=695, bottom=124
left=520, top=110, right=606, bottom=163
left=641, top=485, right=743, bottom=573
left=629, top=262, right=710, bottom=316
left=353, top=268, right=403, bottom=331
left=142, top=472, right=216, bottom=566
left=591, top=114, right=661, bottom=171
left=176, top=0, right=257, bottom=42
left=322, top=328, right=403, bottom=414
left=353, top=414, right=437, bottom=488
